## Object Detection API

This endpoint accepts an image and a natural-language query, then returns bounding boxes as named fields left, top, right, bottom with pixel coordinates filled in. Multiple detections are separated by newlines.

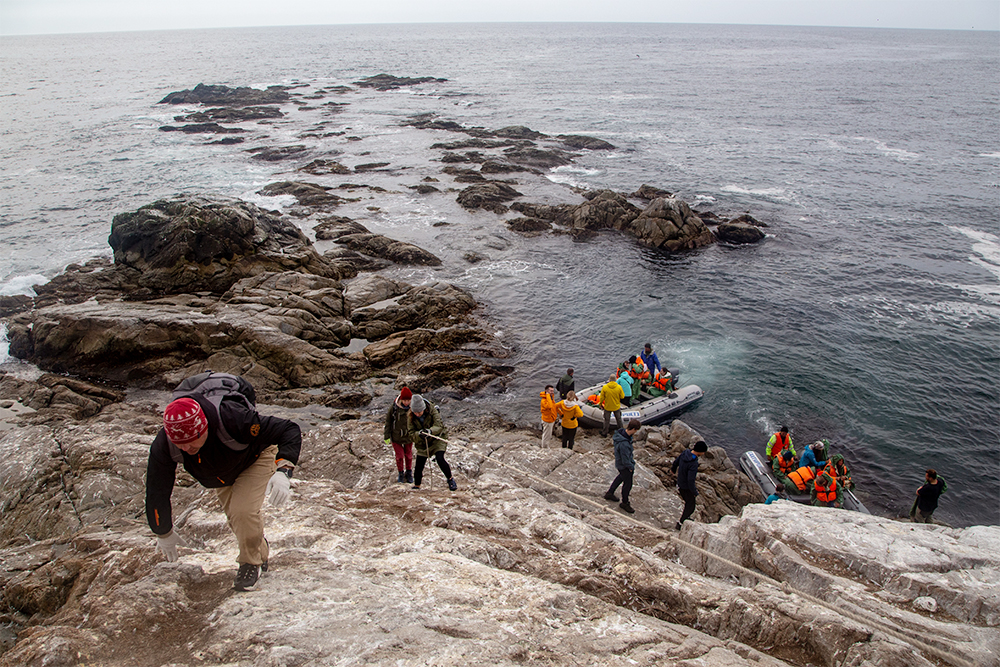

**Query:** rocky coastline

left=1, top=79, right=995, bottom=667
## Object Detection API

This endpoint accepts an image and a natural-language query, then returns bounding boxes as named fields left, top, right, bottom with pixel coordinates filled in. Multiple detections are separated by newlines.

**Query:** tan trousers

left=541, top=420, right=555, bottom=447
left=215, top=445, right=276, bottom=565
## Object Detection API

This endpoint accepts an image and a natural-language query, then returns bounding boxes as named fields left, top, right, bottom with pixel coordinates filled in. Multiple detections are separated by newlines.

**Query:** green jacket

left=408, top=401, right=448, bottom=457
left=384, top=398, right=413, bottom=444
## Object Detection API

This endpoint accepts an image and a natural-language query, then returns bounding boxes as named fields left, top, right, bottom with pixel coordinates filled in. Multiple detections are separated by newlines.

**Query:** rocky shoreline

left=1, top=78, right=996, bottom=666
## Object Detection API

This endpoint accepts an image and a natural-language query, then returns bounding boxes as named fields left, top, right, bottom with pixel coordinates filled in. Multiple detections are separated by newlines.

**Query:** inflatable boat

left=739, top=450, right=870, bottom=514
left=576, top=370, right=704, bottom=429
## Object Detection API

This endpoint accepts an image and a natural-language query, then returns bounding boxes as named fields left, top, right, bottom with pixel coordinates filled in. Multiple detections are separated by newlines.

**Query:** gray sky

left=1, top=0, right=997, bottom=36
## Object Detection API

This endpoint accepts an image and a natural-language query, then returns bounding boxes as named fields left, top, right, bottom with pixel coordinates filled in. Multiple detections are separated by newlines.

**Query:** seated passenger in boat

left=799, top=441, right=828, bottom=470
left=648, top=370, right=673, bottom=396
left=783, top=464, right=816, bottom=495
left=772, top=449, right=797, bottom=485
left=811, top=472, right=840, bottom=508
left=823, top=454, right=854, bottom=490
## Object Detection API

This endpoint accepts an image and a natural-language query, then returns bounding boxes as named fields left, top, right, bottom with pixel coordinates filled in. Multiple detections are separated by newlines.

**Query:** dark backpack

left=166, top=372, right=256, bottom=462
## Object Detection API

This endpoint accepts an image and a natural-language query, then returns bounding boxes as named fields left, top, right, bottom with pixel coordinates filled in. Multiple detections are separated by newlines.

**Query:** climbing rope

left=413, top=431, right=975, bottom=667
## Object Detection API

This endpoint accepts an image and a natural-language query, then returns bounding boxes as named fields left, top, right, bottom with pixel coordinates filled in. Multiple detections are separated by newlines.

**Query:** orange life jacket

left=587, top=394, right=601, bottom=406
left=652, top=373, right=671, bottom=391
left=787, top=466, right=816, bottom=492
left=770, top=432, right=790, bottom=459
left=823, top=461, right=852, bottom=488
left=776, top=456, right=796, bottom=474
left=814, top=478, right=837, bottom=503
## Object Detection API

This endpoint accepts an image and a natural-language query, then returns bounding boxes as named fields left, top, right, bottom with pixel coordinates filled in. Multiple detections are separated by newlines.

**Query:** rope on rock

left=416, top=431, right=974, bottom=667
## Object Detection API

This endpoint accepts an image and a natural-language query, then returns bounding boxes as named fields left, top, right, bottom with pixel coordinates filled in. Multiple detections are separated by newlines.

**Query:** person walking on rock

left=408, top=394, right=457, bottom=491
left=557, top=390, right=584, bottom=450
left=539, top=385, right=558, bottom=447
left=556, top=368, right=575, bottom=400
left=599, top=374, right=625, bottom=437
left=384, top=386, right=414, bottom=484
left=911, top=468, right=947, bottom=523
left=604, top=419, right=641, bottom=513
left=672, top=440, right=707, bottom=529
left=145, top=372, right=301, bottom=592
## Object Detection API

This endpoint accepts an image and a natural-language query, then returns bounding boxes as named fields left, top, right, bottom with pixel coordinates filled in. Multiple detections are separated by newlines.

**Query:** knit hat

left=693, top=441, right=708, bottom=453
left=163, top=397, right=208, bottom=445
left=399, top=386, right=412, bottom=400
left=410, top=394, right=425, bottom=413
left=781, top=450, right=793, bottom=461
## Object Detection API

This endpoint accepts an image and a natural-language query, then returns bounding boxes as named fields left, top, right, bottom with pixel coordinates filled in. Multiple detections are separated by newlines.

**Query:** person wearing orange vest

left=539, top=385, right=558, bottom=447
left=766, top=425, right=795, bottom=461
left=771, top=449, right=797, bottom=486
left=783, top=465, right=816, bottom=495
left=811, top=472, right=840, bottom=508
left=823, top=454, right=854, bottom=490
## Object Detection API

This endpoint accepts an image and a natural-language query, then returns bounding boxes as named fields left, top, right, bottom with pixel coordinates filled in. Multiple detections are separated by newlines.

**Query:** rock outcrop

left=158, top=83, right=291, bottom=106
left=0, top=398, right=992, bottom=667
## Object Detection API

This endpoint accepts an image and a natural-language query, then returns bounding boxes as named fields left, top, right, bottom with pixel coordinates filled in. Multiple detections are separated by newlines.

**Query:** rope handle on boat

left=406, top=429, right=974, bottom=667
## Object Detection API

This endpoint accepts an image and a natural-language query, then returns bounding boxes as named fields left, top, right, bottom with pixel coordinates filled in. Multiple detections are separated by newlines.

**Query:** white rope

left=415, top=431, right=975, bottom=667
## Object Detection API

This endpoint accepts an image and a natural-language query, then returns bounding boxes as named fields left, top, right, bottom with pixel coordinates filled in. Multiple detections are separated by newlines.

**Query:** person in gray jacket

left=672, top=440, right=707, bottom=529
left=604, top=419, right=641, bottom=514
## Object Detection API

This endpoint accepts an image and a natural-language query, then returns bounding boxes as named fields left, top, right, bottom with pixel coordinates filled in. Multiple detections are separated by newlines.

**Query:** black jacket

left=145, top=394, right=301, bottom=535
left=672, top=449, right=700, bottom=495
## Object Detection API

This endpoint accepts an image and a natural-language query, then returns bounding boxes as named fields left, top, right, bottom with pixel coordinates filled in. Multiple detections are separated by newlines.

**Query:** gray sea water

left=1, top=23, right=997, bottom=526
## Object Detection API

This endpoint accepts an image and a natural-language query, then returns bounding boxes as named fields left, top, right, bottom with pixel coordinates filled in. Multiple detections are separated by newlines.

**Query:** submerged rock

left=558, top=134, right=616, bottom=150
left=158, top=83, right=291, bottom=106
left=715, top=222, right=766, bottom=245
left=353, top=73, right=447, bottom=90
left=456, top=182, right=523, bottom=214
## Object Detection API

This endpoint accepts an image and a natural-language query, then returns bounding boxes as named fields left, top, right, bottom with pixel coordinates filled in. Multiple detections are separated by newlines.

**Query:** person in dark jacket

left=556, top=368, right=575, bottom=400
left=672, top=440, right=708, bottom=529
left=384, top=386, right=414, bottom=483
left=911, top=468, right=948, bottom=523
left=145, top=375, right=301, bottom=592
left=408, top=394, right=457, bottom=491
left=604, top=419, right=641, bottom=514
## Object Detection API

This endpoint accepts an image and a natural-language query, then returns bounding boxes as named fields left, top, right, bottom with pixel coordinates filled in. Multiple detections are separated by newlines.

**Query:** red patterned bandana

left=163, top=398, right=208, bottom=445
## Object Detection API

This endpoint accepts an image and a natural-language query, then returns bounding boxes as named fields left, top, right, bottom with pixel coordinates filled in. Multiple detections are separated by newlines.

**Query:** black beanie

left=693, top=441, right=708, bottom=453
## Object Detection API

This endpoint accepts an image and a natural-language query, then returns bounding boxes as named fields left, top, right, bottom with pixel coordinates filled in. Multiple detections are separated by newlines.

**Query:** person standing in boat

left=640, top=343, right=661, bottom=377
left=556, top=368, right=575, bottom=400
left=765, top=425, right=795, bottom=461
left=616, top=366, right=634, bottom=407
left=672, top=440, right=708, bottom=529
left=599, top=374, right=625, bottom=438
left=557, top=391, right=583, bottom=450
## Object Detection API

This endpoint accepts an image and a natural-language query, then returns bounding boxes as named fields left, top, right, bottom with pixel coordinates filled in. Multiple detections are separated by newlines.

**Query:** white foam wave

left=693, top=194, right=716, bottom=204
left=977, top=152, right=1000, bottom=158
left=854, top=137, right=920, bottom=162
left=0, top=273, right=48, bottom=296
left=545, top=165, right=602, bottom=189
left=0, top=323, right=9, bottom=364
left=719, top=185, right=793, bottom=203
left=951, top=226, right=1000, bottom=281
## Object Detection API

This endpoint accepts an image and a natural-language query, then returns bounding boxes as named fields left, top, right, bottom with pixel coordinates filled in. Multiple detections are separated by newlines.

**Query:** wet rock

left=502, top=146, right=577, bottom=168
left=715, top=222, right=766, bottom=245
left=440, top=151, right=485, bottom=164
left=431, top=138, right=516, bottom=150
left=353, top=73, right=447, bottom=90
left=106, top=196, right=337, bottom=295
left=158, top=83, right=290, bottom=106
left=257, top=181, right=344, bottom=209
left=506, top=217, right=553, bottom=234
left=322, top=247, right=391, bottom=276
left=409, top=184, right=440, bottom=194
left=158, top=123, right=245, bottom=134
left=299, top=158, right=351, bottom=175
left=457, top=182, right=523, bottom=214
left=558, top=134, right=615, bottom=150
left=313, top=216, right=369, bottom=241
left=626, top=197, right=716, bottom=251
left=0, top=295, right=32, bottom=317
left=173, top=106, right=284, bottom=122
left=351, top=282, right=477, bottom=341
left=443, top=166, right=487, bottom=182
left=463, top=251, right=488, bottom=263
left=729, top=213, right=767, bottom=227
left=479, top=159, right=535, bottom=174
left=493, top=125, right=547, bottom=140
left=248, top=145, right=308, bottom=161
left=343, top=274, right=409, bottom=310
left=354, top=162, right=390, bottom=172
left=631, top=184, right=673, bottom=200
left=206, top=136, right=244, bottom=145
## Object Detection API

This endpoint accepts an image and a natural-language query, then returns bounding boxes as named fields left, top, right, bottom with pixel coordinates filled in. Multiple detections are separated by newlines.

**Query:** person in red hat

left=145, top=373, right=301, bottom=592
left=384, top=386, right=414, bottom=483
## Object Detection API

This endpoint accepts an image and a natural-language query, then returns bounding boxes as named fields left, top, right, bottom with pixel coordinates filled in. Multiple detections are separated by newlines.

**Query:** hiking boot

left=411, top=484, right=421, bottom=490
left=448, top=478, right=458, bottom=491
left=619, top=502, right=635, bottom=514
left=234, top=563, right=261, bottom=591
left=404, top=470, right=413, bottom=484
left=604, top=492, right=619, bottom=502
left=397, top=472, right=405, bottom=483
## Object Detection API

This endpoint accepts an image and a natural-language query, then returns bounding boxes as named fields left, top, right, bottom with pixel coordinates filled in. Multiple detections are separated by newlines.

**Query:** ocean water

left=0, top=23, right=997, bottom=526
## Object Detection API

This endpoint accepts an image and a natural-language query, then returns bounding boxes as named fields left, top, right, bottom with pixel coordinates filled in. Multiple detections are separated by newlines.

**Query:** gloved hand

left=155, top=530, right=188, bottom=562
left=266, top=469, right=292, bottom=507
left=384, top=437, right=391, bottom=445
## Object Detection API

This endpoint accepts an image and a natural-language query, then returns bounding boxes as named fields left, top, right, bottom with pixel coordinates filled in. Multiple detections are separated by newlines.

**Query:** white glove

left=155, top=530, right=188, bottom=562
left=266, top=470, right=292, bottom=507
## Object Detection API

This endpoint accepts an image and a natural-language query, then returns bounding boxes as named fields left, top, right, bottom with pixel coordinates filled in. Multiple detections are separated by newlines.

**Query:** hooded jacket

left=612, top=428, right=635, bottom=471
left=540, top=391, right=558, bottom=423
left=672, top=449, right=700, bottom=494
left=384, top=396, right=414, bottom=444
left=599, top=380, right=625, bottom=411
left=558, top=400, right=583, bottom=429
left=408, top=401, right=448, bottom=457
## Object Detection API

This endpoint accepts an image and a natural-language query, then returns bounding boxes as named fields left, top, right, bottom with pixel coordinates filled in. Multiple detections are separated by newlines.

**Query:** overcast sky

left=1, top=0, right=997, bottom=36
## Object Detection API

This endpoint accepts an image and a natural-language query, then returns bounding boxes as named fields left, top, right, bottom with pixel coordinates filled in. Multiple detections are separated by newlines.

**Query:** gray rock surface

left=0, top=398, right=991, bottom=667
